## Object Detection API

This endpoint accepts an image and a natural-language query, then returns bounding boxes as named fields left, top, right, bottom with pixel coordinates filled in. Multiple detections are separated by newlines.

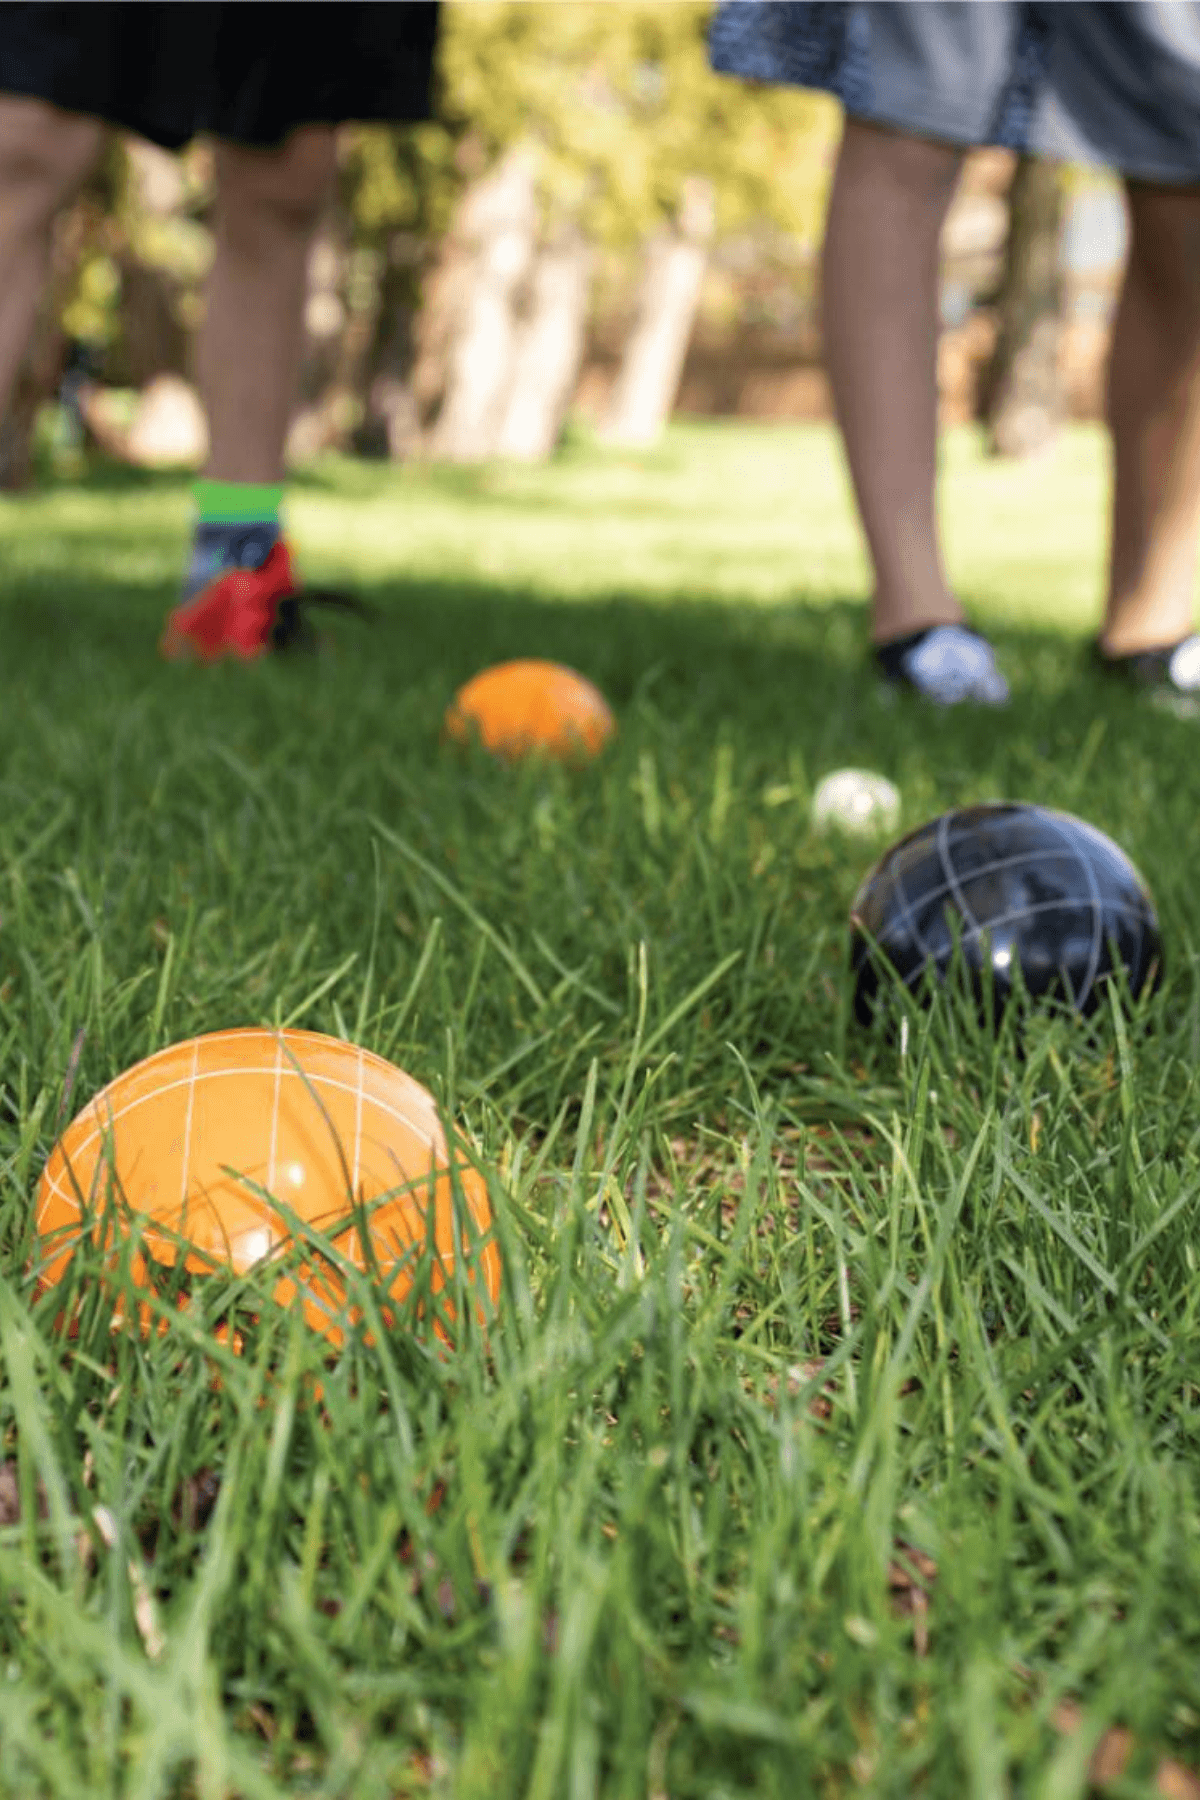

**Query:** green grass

left=1, top=420, right=1199, bottom=1798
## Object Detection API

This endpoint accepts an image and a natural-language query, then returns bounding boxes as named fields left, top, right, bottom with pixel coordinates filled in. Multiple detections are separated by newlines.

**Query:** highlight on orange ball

left=34, top=1028, right=501, bottom=1346
left=443, top=659, right=615, bottom=763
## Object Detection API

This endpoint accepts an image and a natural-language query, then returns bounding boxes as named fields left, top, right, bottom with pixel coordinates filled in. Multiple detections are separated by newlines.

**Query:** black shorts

left=0, top=2, right=440, bottom=150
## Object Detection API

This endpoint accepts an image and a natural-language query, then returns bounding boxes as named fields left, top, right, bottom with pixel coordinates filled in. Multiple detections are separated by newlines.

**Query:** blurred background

left=0, top=0, right=1129, bottom=490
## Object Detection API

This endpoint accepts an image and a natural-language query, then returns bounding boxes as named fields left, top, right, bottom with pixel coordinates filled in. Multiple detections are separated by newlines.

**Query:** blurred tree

left=2, top=3, right=844, bottom=474
left=0, top=219, right=77, bottom=489
left=328, top=120, right=460, bottom=457
left=0, top=141, right=125, bottom=487
left=493, top=209, right=592, bottom=460
left=602, top=175, right=715, bottom=448
left=1, top=130, right=217, bottom=482
left=436, top=2, right=837, bottom=249
left=427, top=143, right=539, bottom=461
left=392, top=0, right=841, bottom=459
left=979, top=155, right=1069, bottom=458
left=108, top=139, right=213, bottom=382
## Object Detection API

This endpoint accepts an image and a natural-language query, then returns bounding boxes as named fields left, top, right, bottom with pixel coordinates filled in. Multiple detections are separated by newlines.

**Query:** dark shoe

left=1094, top=634, right=1200, bottom=694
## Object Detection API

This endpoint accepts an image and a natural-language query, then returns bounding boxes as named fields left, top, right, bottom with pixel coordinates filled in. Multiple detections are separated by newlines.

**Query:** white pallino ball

left=812, top=768, right=901, bottom=838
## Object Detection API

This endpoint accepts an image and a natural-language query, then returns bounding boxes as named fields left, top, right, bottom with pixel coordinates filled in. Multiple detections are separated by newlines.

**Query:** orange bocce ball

left=444, top=659, right=615, bottom=762
left=35, top=1027, right=500, bottom=1345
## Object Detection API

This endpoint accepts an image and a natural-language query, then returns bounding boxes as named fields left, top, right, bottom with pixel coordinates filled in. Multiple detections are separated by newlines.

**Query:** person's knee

left=839, top=115, right=963, bottom=210
left=0, top=95, right=104, bottom=224
left=215, top=126, right=336, bottom=236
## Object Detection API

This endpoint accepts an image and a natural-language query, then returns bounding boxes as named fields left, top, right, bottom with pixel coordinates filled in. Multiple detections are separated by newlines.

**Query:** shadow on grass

left=0, top=560, right=1099, bottom=752
left=24, top=457, right=197, bottom=498
left=0, top=453, right=1151, bottom=794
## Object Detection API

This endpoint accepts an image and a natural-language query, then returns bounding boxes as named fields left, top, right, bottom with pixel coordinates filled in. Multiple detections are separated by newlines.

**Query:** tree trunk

left=109, top=257, right=192, bottom=387
left=285, top=221, right=354, bottom=463
left=407, top=224, right=476, bottom=446
left=429, top=145, right=538, bottom=463
left=979, top=154, right=1066, bottom=458
left=352, top=240, right=423, bottom=460
left=494, top=224, right=592, bottom=461
left=0, top=305, right=66, bottom=491
left=601, top=177, right=714, bottom=450
left=0, top=199, right=91, bottom=488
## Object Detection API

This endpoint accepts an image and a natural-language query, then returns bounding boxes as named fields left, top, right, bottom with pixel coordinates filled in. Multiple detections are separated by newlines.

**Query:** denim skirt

left=710, top=2, right=1200, bottom=183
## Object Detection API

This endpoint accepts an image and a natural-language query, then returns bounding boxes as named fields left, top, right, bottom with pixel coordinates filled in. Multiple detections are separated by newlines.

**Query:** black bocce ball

left=850, top=803, right=1161, bottom=1026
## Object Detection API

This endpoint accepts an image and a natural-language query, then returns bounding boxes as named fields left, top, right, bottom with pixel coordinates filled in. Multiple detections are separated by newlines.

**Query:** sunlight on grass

left=0, top=420, right=1114, bottom=628
left=295, top=423, right=1110, bottom=627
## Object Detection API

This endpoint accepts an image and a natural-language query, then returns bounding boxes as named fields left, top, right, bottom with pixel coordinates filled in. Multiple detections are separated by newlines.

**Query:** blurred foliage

left=58, top=137, right=215, bottom=361
left=56, top=141, right=127, bottom=348
left=61, top=251, right=121, bottom=347
left=357, top=0, right=843, bottom=248
left=336, top=121, right=460, bottom=250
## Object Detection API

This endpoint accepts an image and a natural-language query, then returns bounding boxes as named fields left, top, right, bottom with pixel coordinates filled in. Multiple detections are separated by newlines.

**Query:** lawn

left=1, top=420, right=1199, bottom=1798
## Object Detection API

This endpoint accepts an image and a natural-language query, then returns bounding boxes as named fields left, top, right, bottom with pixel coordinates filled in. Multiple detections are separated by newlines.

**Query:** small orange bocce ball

left=444, top=659, right=615, bottom=762
left=35, top=1028, right=500, bottom=1344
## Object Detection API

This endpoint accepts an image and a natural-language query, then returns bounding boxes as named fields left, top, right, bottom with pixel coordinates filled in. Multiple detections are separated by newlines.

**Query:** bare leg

left=0, top=95, right=103, bottom=413
left=197, top=125, right=336, bottom=484
left=821, top=117, right=965, bottom=644
left=1101, top=181, right=1200, bottom=657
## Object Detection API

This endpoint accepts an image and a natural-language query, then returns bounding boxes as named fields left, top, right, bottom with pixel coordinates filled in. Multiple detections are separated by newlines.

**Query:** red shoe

left=160, top=541, right=370, bottom=661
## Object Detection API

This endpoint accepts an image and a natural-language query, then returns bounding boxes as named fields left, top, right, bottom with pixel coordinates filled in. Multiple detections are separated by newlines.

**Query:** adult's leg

left=197, top=124, right=337, bottom=483
left=821, top=116, right=964, bottom=644
left=0, top=94, right=104, bottom=414
left=1100, top=180, right=1200, bottom=657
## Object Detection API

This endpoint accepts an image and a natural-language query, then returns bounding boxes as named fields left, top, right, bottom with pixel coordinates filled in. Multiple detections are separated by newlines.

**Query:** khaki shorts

left=710, top=2, right=1200, bottom=184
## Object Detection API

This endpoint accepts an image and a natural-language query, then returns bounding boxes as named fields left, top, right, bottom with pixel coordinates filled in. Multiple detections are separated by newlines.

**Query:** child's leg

left=164, top=124, right=338, bottom=656
left=197, top=124, right=336, bottom=486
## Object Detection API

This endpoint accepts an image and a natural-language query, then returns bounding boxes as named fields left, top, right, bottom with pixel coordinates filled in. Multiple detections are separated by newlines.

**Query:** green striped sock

left=183, top=482, right=284, bottom=600
left=193, top=479, right=285, bottom=525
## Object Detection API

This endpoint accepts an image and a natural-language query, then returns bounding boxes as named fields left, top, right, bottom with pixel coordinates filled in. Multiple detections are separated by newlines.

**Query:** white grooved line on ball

left=45, top=1064, right=442, bottom=1200
left=888, top=858, right=925, bottom=965
left=352, top=1045, right=364, bottom=1202
left=179, top=1036, right=200, bottom=1213
left=267, top=1033, right=283, bottom=1200
left=1046, top=811, right=1105, bottom=1008
left=41, top=1034, right=453, bottom=1222
left=935, top=813, right=982, bottom=942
